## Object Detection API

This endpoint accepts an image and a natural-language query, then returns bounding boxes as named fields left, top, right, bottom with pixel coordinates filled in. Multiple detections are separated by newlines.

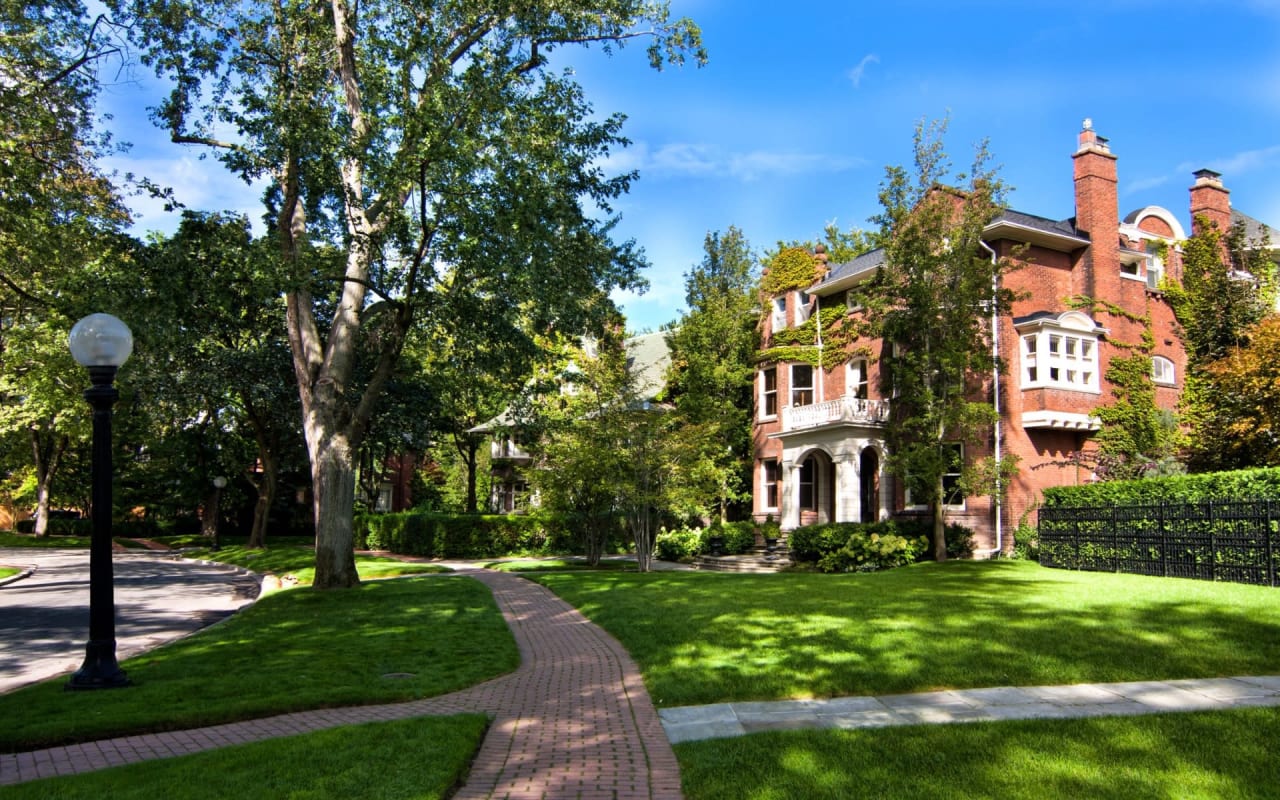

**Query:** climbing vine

left=1068, top=296, right=1182, bottom=479
left=758, top=302, right=873, bottom=370
left=760, top=247, right=819, bottom=294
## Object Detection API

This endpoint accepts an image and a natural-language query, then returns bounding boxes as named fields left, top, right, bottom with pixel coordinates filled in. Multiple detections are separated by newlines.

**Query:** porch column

left=835, top=455, right=859, bottom=523
left=781, top=460, right=801, bottom=530
left=878, top=459, right=893, bottom=521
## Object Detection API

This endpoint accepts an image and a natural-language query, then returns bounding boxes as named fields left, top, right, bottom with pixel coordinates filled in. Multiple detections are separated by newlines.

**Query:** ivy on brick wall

left=760, top=247, right=820, bottom=294
left=758, top=302, right=873, bottom=370
left=1068, top=296, right=1182, bottom=480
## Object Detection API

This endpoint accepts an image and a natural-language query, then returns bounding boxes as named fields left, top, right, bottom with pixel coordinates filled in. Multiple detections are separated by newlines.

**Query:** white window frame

left=759, top=367, right=778, bottom=420
left=847, top=358, right=868, bottom=400
left=771, top=296, right=787, bottom=331
left=1152, top=356, right=1175, bottom=386
left=1016, top=311, right=1103, bottom=394
left=904, top=443, right=965, bottom=511
left=761, top=459, right=780, bottom=511
left=790, top=364, right=814, bottom=407
left=795, top=290, right=813, bottom=324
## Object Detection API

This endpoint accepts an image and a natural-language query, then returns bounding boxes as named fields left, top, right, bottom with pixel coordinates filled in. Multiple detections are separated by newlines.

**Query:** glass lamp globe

left=69, top=314, right=133, bottom=368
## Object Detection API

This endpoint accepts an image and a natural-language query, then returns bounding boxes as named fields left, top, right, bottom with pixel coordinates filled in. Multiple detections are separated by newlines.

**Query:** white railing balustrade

left=782, top=397, right=890, bottom=431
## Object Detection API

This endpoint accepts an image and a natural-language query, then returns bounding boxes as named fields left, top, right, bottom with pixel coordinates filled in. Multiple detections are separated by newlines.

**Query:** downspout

left=815, top=293, right=824, bottom=400
left=979, top=239, right=1003, bottom=556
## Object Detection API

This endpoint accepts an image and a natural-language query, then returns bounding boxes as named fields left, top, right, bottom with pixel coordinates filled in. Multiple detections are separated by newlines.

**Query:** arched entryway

left=859, top=448, right=880, bottom=523
left=797, top=450, right=836, bottom=526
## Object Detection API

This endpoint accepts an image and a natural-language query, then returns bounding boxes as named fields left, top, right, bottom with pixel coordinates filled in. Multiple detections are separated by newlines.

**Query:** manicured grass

left=0, top=566, right=19, bottom=580
left=0, top=532, right=92, bottom=548
left=485, top=557, right=635, bottom=572
left=677, top=707, right=1280, bottom=799
left=0, top=714, right=489, bottom=800
left=531, top=560, right=1280, bottom=707
left=0, top=575, right=518, bottom=752
left=182, top=544, right=448, bottom=584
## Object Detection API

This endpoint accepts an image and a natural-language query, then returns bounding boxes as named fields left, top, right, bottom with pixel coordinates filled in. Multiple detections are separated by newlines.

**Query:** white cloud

left=847, top=54, right=880, bottom=89
left=618, top=142, right=865, bottom=182
left=1176, top=144, right=1280, bottom=178
left=1123, top=175, right=1171, bottom=195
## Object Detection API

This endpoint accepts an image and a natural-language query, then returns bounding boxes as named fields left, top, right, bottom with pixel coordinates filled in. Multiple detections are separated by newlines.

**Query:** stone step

left=692, top=554, right=793, bottom=573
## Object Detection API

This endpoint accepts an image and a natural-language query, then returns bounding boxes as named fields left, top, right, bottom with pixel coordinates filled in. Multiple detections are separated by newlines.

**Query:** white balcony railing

left=490, top=439, right=532, bottom=461
left=781, top=397, right=890, bottom=432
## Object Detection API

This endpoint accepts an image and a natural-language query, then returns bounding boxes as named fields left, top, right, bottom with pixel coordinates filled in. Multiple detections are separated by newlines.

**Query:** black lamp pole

left=66, top=315, right=132, bottom=691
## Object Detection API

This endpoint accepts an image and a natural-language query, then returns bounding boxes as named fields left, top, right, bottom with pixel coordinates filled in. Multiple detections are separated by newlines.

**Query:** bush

left=353, top=511, right=584, bottom=559
left=1043, top=465, right=1280, bottom=507
left=789, top=519, right=975, bottom=570
left=655, top=526, right=702, bottom=562
left=816, top=529, right=928, bottom=573
left=1011, top=522, right=1039, bottom=561
left=702, top=521, right=758, bottom=555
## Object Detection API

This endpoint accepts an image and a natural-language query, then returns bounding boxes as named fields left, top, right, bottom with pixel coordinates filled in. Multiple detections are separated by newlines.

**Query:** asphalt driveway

left=0, top=548, right=260, bottom=693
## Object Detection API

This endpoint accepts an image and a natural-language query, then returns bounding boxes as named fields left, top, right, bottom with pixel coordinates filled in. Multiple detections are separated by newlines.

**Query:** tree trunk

left=308, top=423, right=360, bottom=588
left=29, top=429, right=64, bottom=538
left=933, top=475, right=948, bottom=562
left=462, top=434, right=479, bottom=513
left=200, top=485, right=220, bottom=540
left=247, top=451, right=279, bottom=549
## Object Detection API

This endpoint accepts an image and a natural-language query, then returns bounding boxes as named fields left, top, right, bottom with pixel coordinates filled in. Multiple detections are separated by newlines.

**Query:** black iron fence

left=1038, top=499, right=1280, bottom=587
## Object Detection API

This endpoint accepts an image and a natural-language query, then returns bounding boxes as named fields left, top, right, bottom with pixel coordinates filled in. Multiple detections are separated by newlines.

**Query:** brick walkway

left=1, top=567, right=683, bottom=798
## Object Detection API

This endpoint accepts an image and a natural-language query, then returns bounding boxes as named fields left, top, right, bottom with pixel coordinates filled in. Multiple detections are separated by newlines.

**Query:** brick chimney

left=1189, top=168, right=1231, bottom=235
left=1073, top=118, right=1119, bottom=299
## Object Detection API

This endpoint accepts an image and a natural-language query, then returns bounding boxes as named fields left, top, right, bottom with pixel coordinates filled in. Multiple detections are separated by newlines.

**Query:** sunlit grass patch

left=532, top=560, right=1280, bottom=707
left=485, top=557, right=634, bottom=572
left=181, top=544, right=448, bottom=584
left=0, top=575, right=515, bottom=752
left=0, top=714, right=488, bottom=800
left=676, top=707, right=1280, bottom=800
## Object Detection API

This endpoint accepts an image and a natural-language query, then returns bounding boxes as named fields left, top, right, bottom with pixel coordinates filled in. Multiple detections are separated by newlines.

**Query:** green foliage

left=864, top=117, right=1015, bottom=560
left=655, top=525, right=703, bottom=562
left=758, top=304, right=868, bottom=370
left=816, top=530, right=927, bottom=572
left=704, top=520, right=759, bottom=554
left=1043, top=465, right=1280, bottom=507
left=760, top=247, right=819, bottom=294
left=666, top=226, right=760, bottom=519
left=788, top=520, right=973, bottom=568
left=353, top=510, right=585, bottom=559
left=1011, top=522, right=1040, bottom=561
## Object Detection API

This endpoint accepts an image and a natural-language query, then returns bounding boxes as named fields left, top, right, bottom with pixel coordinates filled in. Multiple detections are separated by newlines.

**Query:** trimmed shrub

left=816, top=530, right=928, bottom=573
left=789, top=519, right=975, bottom=569
left=655, top=526, right=702, bottom=562
left=702, top=521, right=758, bottom=555
left=1043, top=466, right=1280, bottom=508
left=353, top=511, right=584, bottom=559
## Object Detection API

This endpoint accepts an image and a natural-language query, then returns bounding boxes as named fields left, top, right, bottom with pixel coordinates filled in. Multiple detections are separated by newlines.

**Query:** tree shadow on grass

left=535, top=561, right=1280, bottom=706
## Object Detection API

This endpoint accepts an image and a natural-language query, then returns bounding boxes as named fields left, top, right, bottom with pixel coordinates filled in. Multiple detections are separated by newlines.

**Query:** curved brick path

left=1, top=567, right=683, bottom=798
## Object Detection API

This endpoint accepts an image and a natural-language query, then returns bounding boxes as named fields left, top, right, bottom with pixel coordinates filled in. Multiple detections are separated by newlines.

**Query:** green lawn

left=0, top=566, right=19, bottom=580
left=531, top=560, right=1280, bottom=707
left=677, top=707, right=1280, bottom=799
left=0, top=575, right=517, bottom=752
left=0, top=715, right=489, bottom=800
left=0, top=532, right=92, bottom=548
left=180, top=544, right=448, bottom=584
left=484, top=557, right=636, bottom=572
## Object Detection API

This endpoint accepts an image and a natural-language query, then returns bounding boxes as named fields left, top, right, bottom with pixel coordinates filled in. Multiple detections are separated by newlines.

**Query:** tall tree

left=665, top=226, right=759, bottom=521
left=111, top=0, right=705, bottom=587
left=1202, top=315, right=1280, bottom=467
left=1167, top=216, right=1276, bottom=471
left=0, top=0, right=130, bottom=534
left=863, top=119, right=1015, bottom=561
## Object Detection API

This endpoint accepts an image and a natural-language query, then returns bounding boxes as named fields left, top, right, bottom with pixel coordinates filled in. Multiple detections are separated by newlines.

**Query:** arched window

left=1152, top=356, right=1175, bottom=386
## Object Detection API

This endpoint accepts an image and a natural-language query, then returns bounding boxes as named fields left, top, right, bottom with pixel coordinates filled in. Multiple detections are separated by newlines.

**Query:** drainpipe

left=815, top=293, right=824, bottom=400
left=979, top=239, right=1003, bottom=556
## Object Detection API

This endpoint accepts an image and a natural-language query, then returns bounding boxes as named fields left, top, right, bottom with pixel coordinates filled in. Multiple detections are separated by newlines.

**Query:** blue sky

left=99, top=0, right=1280, bottom=333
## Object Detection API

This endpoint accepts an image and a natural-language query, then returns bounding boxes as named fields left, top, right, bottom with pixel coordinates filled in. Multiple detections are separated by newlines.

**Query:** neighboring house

left=754, top=121, right=1273, bottom=556
left=473, top=330, right=672, bottom=513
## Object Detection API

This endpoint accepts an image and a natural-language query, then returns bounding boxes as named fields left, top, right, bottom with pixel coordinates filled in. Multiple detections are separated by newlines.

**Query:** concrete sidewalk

left=659, top=675, right=1280, bottom=743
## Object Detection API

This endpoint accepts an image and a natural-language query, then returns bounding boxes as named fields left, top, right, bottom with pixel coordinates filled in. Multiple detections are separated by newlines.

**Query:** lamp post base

left=65, top=640, right=130, bottom=690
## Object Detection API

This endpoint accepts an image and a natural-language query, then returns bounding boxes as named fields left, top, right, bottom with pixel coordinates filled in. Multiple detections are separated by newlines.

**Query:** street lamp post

left=66, top=313, right=133, bottom=691
left=210, top=476, right=227, bottom=551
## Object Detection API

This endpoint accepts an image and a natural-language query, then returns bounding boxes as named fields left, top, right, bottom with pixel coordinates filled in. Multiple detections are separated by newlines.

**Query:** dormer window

left=771, top=297, right=787, bottom=331
left=1016, top=311, right=1105, bottom=394
left=795, top=291, right=813, bottom=324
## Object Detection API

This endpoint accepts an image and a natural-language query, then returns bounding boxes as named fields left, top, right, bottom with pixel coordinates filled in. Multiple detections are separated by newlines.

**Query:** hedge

left=788, top=519, right=975, bottom=570
left=353, top=511, right=602, bottom=559
left=1043, top=466, right=1280, bottom=508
